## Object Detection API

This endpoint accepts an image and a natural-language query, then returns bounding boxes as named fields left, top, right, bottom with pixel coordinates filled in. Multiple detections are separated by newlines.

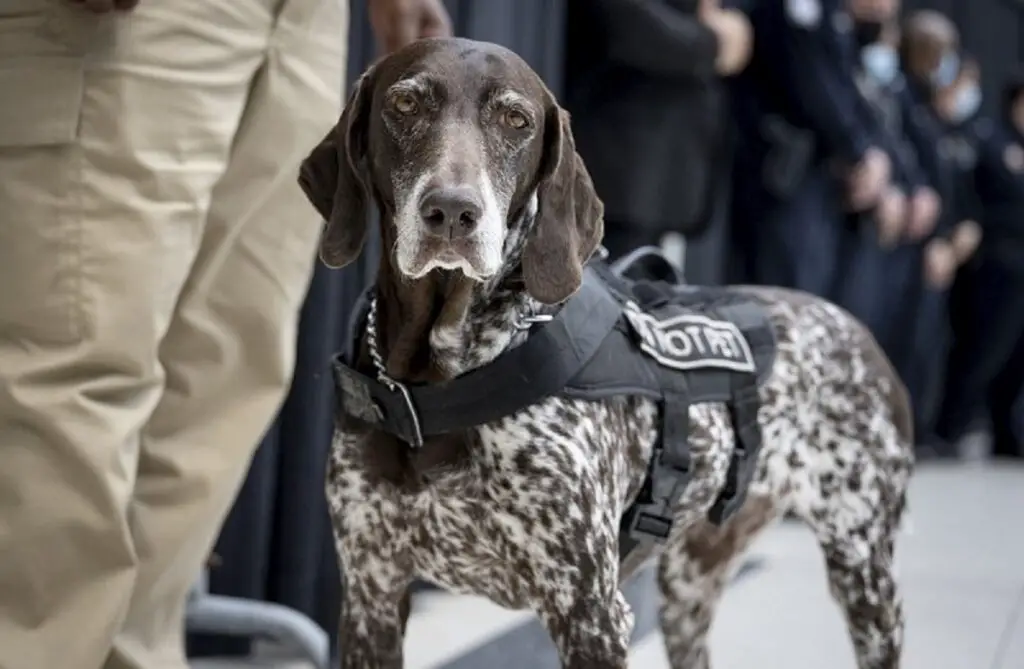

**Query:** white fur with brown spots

left=299, top=37, right=914, bottom=669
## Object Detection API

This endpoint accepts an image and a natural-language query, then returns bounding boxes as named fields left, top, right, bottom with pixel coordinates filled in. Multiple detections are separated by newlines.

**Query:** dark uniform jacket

left=888, top=81, right=957, bottom=243
left=873, top=75, right=956, bottom=240
left=564, top=0, right=723, bottom=236
left=730, top=0, right=882, bottom=201
left=975, top=120, right=1024, bottom=248
left=935, top=113, right=1024, bottom=264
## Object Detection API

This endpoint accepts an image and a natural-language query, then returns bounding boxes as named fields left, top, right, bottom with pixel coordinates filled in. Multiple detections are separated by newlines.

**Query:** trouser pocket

left=0, top=2, right=99, bottom=342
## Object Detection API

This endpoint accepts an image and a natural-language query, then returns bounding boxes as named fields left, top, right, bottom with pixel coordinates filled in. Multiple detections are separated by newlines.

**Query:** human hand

left=847, top=147, right=891, bottom=211
left=698, top=0, right=720, bottom=20
left=876, top=186, right=907, bottom=249
left=369, top=0, right=453, bottom=55
left=65, top=0, right=139, bottom=12
left=950, top=219, right=982, bottom=265
left=924, top=238, right=957, bottom=289
left=905, top=186, right=941, bottom=241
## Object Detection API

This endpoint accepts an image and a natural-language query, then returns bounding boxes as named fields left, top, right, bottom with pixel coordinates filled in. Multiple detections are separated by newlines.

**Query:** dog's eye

left=503, top=109, right=530, bottom=129
left=392, top=93, right=419, bottom=116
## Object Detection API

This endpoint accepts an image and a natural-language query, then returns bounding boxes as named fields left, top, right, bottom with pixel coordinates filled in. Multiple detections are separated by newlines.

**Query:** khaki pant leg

left=0, top=3, right=274, bottom=668
left=104, top=1, right=345, bottom=667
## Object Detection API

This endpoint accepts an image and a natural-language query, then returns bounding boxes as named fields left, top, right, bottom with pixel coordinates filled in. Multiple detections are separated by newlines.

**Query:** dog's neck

left=368, top=206, right=544, bottom=384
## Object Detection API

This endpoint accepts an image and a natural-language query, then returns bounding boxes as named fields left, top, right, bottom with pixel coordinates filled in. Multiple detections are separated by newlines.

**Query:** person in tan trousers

left=0, top=0, right=450, bottom=667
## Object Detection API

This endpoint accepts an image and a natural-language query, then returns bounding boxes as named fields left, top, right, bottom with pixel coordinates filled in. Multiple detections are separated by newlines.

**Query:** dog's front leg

left=541, top=587, right=633, bottom=669
left=536, top=524, right=633, bottom=669
left=336, top=554, right=410, bottom=669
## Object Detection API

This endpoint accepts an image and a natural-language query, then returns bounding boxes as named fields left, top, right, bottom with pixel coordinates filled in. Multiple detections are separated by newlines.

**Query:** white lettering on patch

left=623, top=303, right=756, bottom=374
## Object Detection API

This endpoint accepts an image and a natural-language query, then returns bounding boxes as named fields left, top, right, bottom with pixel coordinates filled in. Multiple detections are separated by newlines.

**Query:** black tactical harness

left=331, top=248, right=777, bottom=563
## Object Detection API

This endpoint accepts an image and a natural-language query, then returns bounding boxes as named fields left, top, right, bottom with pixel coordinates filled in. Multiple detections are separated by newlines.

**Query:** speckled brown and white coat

left=297, top=37, right=915, bottom=669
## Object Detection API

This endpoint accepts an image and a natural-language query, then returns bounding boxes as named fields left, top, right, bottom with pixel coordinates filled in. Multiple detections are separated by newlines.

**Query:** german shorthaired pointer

left=298, top=37, right=914, bottom=669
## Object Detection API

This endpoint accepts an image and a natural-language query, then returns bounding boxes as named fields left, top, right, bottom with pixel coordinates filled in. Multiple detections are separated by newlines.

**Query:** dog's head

left=299, top=37, right=603, bottom=305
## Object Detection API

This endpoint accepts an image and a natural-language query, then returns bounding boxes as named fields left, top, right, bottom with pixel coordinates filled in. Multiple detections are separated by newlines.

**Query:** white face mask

left=931, top=52, right=960, bottom=89
left=861, top=44, right=899, bottom=86
left=949, top=82, right=982, bottom=123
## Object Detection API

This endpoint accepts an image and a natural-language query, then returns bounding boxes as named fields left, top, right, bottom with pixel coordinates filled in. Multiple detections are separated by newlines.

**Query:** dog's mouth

left=401, top=237, right=496, bottom=282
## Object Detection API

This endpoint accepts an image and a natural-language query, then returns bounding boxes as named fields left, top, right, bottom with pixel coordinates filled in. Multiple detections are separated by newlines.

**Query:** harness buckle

left=622, top=445, right=691, bottom=545
left=625, top=510, right=673, bottom=541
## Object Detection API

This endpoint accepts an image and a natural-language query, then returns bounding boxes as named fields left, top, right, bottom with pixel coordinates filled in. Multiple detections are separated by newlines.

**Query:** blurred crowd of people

left=565, top=0, right=1024, bottom=460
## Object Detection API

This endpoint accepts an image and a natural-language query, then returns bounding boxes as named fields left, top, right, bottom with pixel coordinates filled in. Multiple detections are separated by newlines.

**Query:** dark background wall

left=189, top=0, right=1023, bottom=659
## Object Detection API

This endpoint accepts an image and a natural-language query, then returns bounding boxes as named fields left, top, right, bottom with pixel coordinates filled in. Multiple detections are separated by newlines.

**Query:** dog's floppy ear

left=298, top=67, right=377, bottom=269
left=522, top=97, right=604, bottom=305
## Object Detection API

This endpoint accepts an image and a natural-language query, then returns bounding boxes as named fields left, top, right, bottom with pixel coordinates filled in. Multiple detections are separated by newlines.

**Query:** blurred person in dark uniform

left=835, top=2, right=943, bottom=344
left=900, top=11, right=982, bottom=269
left=894, top=12, right=983, bottom=455
left=933, top=68, right=1024, bottom=459
left=837, top=6, right=976, bottom=453
left=564, top=0, right=753, bottom=261
left=728, top=0, right=895, bottom=295
left=901, top=10, right=963, bottom=106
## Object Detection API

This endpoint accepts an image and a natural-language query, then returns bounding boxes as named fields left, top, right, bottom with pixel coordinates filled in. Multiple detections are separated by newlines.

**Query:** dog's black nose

left=419, top=187, right=483, bottom=238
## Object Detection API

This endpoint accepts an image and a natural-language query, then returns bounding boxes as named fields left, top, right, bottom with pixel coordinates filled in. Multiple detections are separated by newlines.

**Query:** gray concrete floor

left=193, top=460, right=1024, bottom=669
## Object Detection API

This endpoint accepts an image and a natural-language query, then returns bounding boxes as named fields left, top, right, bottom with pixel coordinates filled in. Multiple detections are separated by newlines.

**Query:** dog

left=297, top=37, right=914, bottom=669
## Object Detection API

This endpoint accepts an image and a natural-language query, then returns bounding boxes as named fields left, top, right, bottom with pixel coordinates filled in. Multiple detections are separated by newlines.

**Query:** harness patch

left=623, top=302, right=757, bottom=374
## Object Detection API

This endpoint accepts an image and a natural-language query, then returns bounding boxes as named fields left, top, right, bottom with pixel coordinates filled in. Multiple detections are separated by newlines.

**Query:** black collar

left=331, top=266, right=624, bottom=448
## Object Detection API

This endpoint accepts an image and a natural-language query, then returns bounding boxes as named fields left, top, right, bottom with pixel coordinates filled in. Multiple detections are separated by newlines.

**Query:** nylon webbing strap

left=618, top=389, right=693, bottom=562
left=708, top=370, right=764, bottom=525
left=331, top=267, right=623, bottom=446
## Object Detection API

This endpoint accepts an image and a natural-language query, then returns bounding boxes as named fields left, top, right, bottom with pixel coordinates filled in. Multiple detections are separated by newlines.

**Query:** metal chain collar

left=365, top=294, right=552, bottom=386
left=365, top=295, right=393, bottom=389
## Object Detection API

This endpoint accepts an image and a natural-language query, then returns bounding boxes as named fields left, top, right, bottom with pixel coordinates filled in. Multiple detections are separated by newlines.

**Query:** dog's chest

left=327, top=396, right=658, bottom=607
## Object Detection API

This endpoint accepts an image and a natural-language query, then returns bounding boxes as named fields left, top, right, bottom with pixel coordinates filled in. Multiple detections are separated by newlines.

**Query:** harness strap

left=609, top=245, right=687, bottom=285
left=331, top=267, right=623, bottom=446
left=617, top=292, right=769, bottom=562
left=618, top=389, right=693, bottom=561
left=708, top=370, right=764, bottom=524
left=618, top=366, right=765, bottom=562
